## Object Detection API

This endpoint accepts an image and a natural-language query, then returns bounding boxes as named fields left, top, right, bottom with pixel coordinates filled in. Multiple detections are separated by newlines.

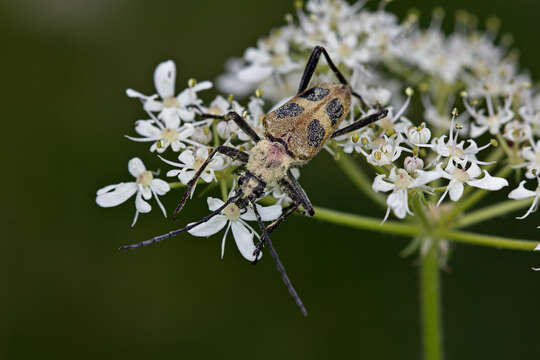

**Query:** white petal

left=188, top=215, right=228, bottom=237
left=470, top=123, right=488, bottom=138
left=373, top=174, right=395, bottom=193
left=128, top=157, right=146, bottom=177
left=134, top=120, right=161, bottom=138
left=207, top=197, right=225, bottom=212
left=387, top=189, right=408, bottom=219
left=163, top=112, right=181, bottom=129
left=135, top=191, right=152, bottom=213
left=508, top=181, right=536, bottom=200
left=96, top=182, right=137, bottom=207
left=466, top=162, right=482, bottom=179
left=140, top=185, right=152, bottom=200
left=126, top=88, right=148, bottom=99
left=535, top=244, right=540, bottom=251
left=166, top=169, right=181, bottom=178
left=449, top=182, right=464, bottom=201
left=151, top=179, right=170, bottom=195
left=179, top=170, right=195, bottom=184
left=200, top=171, right=214, bottom=183
left=412, top=170, right=441, bottom=187
left=231, top=221, right=258, bottom=261
left=241, top=204, right=282, bottom=222
left=238, top=64, right=273, bottom=83
left=177, top=107, right=195, bottom=122
left=143, top=99, right=164, bottom=112
left=516, top=197, right=539, bottom=220
left=467, top=171, right=508, bottom=191
left=154, top=60, right=176, bottom=99
left=97, top=184, right=118, bottom=195
left=192, top=80, right=213, bottom=92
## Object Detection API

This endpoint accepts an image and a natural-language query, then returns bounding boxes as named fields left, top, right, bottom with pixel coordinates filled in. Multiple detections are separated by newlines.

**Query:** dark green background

left=4, top=0, right=539, bottom=359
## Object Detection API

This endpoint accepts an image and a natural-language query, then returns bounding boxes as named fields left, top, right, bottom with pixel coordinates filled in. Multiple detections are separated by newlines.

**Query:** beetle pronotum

left=120, top=46, right=388, bottom=316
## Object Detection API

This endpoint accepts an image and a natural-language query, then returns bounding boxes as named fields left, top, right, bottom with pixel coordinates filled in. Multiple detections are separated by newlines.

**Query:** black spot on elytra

left=307, top=119, right=325, bottom=147
left=326, top=98, right=344, bottom=125
left=275, top=103, right=304, bottom=118
left=300, top=86, right=330, bottom=101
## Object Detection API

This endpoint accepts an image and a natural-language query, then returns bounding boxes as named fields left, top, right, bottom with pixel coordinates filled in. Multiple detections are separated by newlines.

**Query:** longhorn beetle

left=120, top=46, right=388, bottom=316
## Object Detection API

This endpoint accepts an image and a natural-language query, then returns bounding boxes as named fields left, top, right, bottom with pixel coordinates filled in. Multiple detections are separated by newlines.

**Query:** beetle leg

left=266, top=202, right=300, bottom=234
left=331, top=108, right=389, bottom=139
left=172, top=145, right=248, bottom=219
left=298, top=46, right=348, bottom=93
left=252, top=201, right=300, bottom=264
left=297, top=46, right=371, bottom=108
left=250, top=200, right=308, bottom=317
left=189, top=106, right=261, bottom=143
left=119, top=193, right=243, bottom=250
left=285, top=170, right=315, bottom=216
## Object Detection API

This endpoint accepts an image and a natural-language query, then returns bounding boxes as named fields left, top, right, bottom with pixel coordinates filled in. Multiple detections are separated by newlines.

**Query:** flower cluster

left=97, top=0, right=539, bottom=265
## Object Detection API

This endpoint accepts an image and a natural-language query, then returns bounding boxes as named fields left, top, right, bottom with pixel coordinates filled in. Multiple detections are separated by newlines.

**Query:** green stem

left=169, top=182, right=186, bottom=189
left=312, top=207, right=420, bottom=237
left=496, top=133, right=513, bottom=159
left=455, top=198, right=534, bottom=229
left=310, top=206, right=539, bottom=251
left=420, top=238, right=443, bottom=360
left=335, top=154, right=387, bottom=209
left=441, top=230, right=538, bottom=251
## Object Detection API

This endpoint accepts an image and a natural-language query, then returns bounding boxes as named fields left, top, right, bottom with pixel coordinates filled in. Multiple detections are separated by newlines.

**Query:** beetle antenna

left=251, top=201, right=308, bottom=317
left=119, top=193, right=242, bottom=250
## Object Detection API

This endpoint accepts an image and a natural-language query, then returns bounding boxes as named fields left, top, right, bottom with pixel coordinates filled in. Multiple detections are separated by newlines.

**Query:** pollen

left=163, top=96, right=179, bottom=108
left=161, top=128, right=179, bottom=143
left=136, top=171, right=153, bottom=187
left=223, top=203, right=241, bottom=221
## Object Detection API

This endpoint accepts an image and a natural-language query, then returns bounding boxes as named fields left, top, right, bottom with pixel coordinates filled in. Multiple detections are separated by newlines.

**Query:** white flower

left=503, top=120, right=531, bottom=143
left=422, top=115, right=491, bottom=167
left=188, top=197, right=282, bottom=261
left=364, top=134, right=408, bottom=166
left=340, top=127, right=374, bottom=154
left=373, top=167, right=440, bottom=222
left=126, top=117, right=199, bottom=153
left=96, top=158, right=170, bottom=226
left=160, top=148, right=225, bottom=185
left=517, top=140, right=540, bottom=179
left=464, top=94, right=514, bottom=137
left=508, top=180, right=540, bottom=219
left=436, top=162, right=508, bottom=206
left=237, top=42, right=299, bottom=83
left=126, top=60, right=212, bottom=123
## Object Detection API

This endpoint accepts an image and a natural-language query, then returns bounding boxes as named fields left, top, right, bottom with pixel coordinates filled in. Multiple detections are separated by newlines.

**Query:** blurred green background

left=4, top=0, right=539, bottom=359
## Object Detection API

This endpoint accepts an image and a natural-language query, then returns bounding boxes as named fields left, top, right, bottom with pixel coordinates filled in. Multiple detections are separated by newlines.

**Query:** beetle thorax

left=246, top=140, right=294, bottom=184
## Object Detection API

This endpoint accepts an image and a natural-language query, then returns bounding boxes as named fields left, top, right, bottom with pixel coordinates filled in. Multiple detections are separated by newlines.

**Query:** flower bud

left=404, top=156, right=424, bottom=172
left=407, top=123, right=431, bottom=144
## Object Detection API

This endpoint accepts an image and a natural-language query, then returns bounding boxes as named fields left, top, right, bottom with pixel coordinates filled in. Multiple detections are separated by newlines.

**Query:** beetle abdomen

left=263, top=83, right=351, bottom=161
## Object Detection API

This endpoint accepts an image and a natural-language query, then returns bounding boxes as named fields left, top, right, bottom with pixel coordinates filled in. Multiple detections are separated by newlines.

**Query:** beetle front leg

left=189, top=106, right=261, bottom=143
left=173, top=145, right=248, bottom=219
